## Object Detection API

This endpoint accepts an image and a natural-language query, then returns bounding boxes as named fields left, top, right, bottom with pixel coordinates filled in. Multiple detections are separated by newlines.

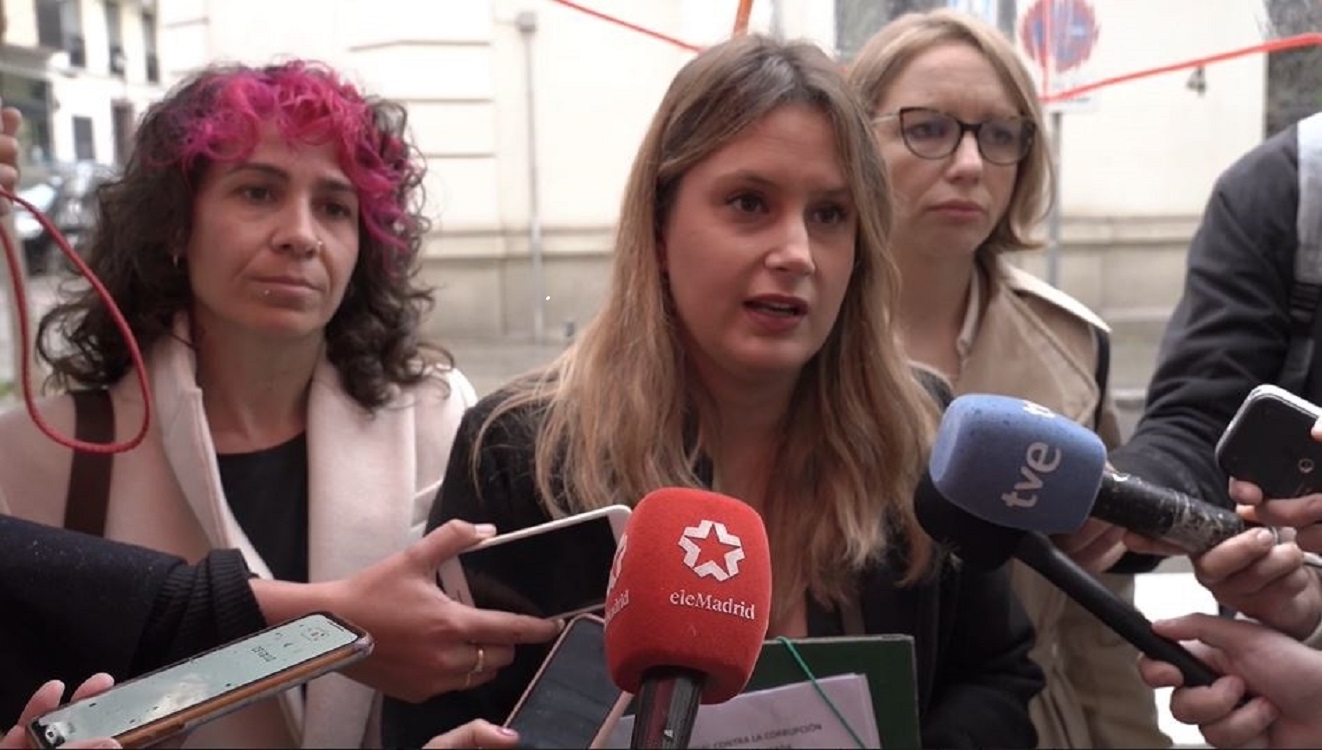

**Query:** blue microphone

left=931, top=394, right=1243, bottom=552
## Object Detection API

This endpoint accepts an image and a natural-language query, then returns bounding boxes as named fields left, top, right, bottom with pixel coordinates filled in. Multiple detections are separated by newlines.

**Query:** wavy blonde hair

left=477, top=34, right=938, bottom=621
left=848, top=9, right=1051, bottom=258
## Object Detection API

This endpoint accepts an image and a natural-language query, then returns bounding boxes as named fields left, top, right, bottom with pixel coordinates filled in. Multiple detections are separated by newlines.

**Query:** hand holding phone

left=27, top=613, right=371, bottom=749
left=503, top=614, right=628, bottom=749
left=1217, top=384, right=1322, bottom=499
left=437, top=506, right=630, bottom=620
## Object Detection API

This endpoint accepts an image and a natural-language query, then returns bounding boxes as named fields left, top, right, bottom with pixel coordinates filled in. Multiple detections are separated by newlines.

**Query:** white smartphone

left=437, top=505, right=630, bottom=620
left=28, top=613, right=372, bottom=749
left=504, top=614, right=630, bottom=749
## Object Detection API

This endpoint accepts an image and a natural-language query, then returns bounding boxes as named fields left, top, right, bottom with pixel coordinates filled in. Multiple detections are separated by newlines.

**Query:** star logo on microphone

left=607, top=533, right=627, bottom=594
left=678, top=520, right=744, bottom=582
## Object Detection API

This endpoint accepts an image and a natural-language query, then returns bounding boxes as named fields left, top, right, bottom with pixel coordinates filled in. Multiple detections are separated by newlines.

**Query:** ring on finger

left=470, top=644, right=486, bottom=675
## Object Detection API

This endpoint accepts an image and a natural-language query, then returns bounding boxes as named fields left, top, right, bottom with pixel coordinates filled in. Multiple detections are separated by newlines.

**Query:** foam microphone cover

left=603, top=488, right=771, bottom=704
left=929, top=394, right=1107, bottom=533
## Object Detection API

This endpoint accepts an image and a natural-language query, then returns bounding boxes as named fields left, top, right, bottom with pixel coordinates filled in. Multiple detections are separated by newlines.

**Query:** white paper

left=605, top=673, right=881, bottom=749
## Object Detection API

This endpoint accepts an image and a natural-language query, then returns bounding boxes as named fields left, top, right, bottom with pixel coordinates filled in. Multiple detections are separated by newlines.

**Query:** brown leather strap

left=63, top=389, right=115, bottom=537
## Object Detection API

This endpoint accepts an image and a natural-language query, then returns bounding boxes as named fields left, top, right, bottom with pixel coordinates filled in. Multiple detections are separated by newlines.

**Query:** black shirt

left=218, top=433, right=310, bottom=583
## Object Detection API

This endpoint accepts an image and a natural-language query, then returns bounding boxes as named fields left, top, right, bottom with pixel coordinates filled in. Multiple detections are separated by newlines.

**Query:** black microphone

left=914, top=472, right=1224, bottom=688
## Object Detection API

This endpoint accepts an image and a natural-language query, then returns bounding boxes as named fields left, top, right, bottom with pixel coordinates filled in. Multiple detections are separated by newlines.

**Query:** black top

left=381, top=386, right=1043, bottom=749
left=0, top=515, right=266, bottom=720
left=1109, top=123, right=1303, bottom=508
left=219, top=433, right=310, bottom=583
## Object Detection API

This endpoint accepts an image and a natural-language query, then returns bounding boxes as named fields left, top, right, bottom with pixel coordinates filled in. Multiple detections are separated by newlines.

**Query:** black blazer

left=382, top=391, right=1043, bottom=749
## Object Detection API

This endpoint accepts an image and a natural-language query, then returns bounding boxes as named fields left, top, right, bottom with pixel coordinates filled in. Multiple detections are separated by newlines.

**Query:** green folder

left=745, top=635, right=920, bottom=749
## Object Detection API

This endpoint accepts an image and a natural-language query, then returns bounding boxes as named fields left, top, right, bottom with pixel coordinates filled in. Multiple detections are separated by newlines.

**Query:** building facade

left=2, top=0, right=163, bottom=173
left=153, top=0, right=1270, bottom=342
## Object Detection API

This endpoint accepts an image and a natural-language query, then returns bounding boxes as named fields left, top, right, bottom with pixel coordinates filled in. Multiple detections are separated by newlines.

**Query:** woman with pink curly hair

left=0, top=62, right=559, bottom=747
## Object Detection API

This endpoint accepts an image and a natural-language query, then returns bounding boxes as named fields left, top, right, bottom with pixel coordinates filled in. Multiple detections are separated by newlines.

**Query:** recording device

left=913, top=472, right=1224, bottom=689
left=438, top=505, right=630, bottom=620
left=1217, top=383, right=1322, bottom=499
left=603, top=488, right=771, bottom=749
left=28, top=613, right=372, bottom=749
left=931, top=394, right=1244, bottom=554
left=504, top=614, right=628, bottom=748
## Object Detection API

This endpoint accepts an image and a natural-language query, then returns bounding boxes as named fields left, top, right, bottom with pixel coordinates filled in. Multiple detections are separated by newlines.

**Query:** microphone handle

left=631, top=667, right=704, bottom=749
left=1095, top=472, right=1243, bottom=553
left=1013, top=531, right=1223, bottom=688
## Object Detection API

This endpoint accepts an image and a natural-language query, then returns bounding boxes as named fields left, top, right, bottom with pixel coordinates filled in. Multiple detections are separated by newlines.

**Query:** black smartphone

left=1216, top=384, right=1322, bottom=499
left=28, top=613, right=372, bottom=748
left=437, top=506, right=630, bottom=619
left=504, top=614, right=627, bottom=748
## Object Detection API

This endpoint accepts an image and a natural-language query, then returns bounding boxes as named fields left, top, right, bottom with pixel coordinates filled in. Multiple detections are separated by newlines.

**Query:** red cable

left=0, top=187, right=151, bottom=453
left=1045, top=32, right=1322, bottom=103
left=547, top=0, right=704, bottom=52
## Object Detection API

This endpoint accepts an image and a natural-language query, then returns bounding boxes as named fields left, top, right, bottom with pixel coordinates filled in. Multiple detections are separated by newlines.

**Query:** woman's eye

left=323, top=201, right=356, bottom=220
left=812, top=204, right=848, bottom=225
left=729, top=193, right=766, bottom=214
left=239, top=186, right=273, bottom=202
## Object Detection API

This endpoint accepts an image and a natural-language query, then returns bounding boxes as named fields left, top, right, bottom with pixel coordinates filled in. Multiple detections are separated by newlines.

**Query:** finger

left=1137, top=656, right=1185, bottom=689
left=0, top=107, right=19, bottom=138
left=1193, top=528, right=1277, bottom=585
left=1230, top=478, right=1265, bottom=505
left=453, top=606, right=563, bottom=645
left=1122, top=531, right=1188, bottom=558
left=1252, top=497, right=1322, bottom=528
left=1169, top=674, right=1245, bottom=726
left=1313, top=414, right=1322, bottom=442
left=435, top=643, right=515, bottom=676
left=1151, top=613, right=1275, bottom=653
left=16, top=680, right=65, bottom=728
left=70, top=673, right=114, bottom=702
left=1296, top=525, right=1322, bottom=555
left=412, top=520, right=499, bottom=572
left=423, top=719, right=521, bottom=749
left=1205, top=543, right=1307, bottom=599
left=1198, top=695, right=1277, bottom=750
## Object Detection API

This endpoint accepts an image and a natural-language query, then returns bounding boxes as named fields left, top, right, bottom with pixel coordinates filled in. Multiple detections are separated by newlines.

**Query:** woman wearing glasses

left=848, top=10, right=1170, bottom=749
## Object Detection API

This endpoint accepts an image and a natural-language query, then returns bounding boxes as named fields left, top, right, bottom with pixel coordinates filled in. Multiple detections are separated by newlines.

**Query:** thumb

left=1, top=106, right=20, bottom=138
left=412, top=519, right=498, bottom=571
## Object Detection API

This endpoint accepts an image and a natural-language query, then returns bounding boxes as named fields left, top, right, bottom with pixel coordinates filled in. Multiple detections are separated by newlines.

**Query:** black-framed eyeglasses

left=877, top=107, right=1036, bottom=166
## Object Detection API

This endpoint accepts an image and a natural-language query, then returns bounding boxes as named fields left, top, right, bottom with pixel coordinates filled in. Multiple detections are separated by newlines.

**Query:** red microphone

left=604, top=488, right=771, bottom=749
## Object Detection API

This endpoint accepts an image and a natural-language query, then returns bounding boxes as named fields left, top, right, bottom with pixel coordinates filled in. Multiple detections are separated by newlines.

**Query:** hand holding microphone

left=604, top=488, right=772, bottom=749
left=917, top=394, right=1228, bottom=689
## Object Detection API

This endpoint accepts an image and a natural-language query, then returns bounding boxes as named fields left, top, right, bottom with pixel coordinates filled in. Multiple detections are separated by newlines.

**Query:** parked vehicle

left=14, top=163, right=115, bottom=276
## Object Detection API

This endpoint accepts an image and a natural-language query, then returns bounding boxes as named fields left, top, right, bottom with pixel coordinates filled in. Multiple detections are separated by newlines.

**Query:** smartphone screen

left=506, top=615, right=623, bottom=748
left=30, top=613, right=369, bottom=748
left=460, top=514, right=620, bottom=618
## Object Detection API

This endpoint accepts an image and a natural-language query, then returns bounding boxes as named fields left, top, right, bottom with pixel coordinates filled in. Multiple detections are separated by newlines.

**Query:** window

left=0, top=73, right=53, bottom=167
left=35, top=0, right=64, bottom=48
left=112, top=102, right=134, bottom=166
left=142, top=9, right=159, bottom=83
left=73, top=116, right=95, bottom=162
left=833, top=0, right=1015, bottom=61
left=1264, top=0, right=1322, bottom=136
left=105, top=0, right=125, bottom=76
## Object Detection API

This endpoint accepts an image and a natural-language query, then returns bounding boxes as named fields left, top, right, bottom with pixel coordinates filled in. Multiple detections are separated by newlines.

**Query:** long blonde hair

left=476, top=35, right=938, bottom=621
left=848, top=9, right=1052, bottom=258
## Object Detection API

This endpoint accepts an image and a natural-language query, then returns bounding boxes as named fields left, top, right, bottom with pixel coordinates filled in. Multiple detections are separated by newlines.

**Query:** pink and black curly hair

left=39, top=60, right=451, bottom=409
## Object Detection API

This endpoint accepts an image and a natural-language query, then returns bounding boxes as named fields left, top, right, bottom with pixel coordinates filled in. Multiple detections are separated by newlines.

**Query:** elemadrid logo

left=678, top=520, right=745, bottom=582
left=607, top=532, right=628, bottom=593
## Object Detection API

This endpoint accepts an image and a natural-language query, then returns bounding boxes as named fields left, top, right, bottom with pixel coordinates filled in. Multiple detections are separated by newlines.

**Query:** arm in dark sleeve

left=1110, top=134, right=1298, bottom=509
left=922, top=561, right=1043, bottom=749
left=382, top=399, right=555, bottom=749
left=0, top=516, right=264, bottom=720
